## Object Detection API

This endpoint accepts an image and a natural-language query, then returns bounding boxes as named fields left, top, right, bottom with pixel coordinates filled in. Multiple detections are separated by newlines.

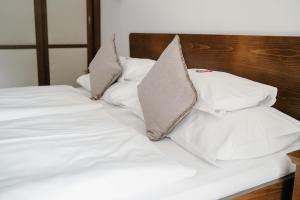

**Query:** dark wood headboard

left=130, top=33, right=300, bottom=119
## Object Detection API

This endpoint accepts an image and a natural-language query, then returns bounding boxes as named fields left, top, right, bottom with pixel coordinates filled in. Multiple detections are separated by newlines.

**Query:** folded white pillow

left=101, top=67, right=278, bottom=118
left=189, top=69, right=278, bottom=116
left=170, top=107, right=300, bottom=164
left=76, top=73, right=91, bottom=91
left=118, top=56, right=156, bottom=82
left=76, top=75, right=143, bottom=116
left=102, top=81, right=144, bottom=118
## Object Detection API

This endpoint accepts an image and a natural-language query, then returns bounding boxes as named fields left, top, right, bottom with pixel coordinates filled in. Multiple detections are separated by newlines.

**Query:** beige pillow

left=89, top=35, right=122, bottom=99
left=138, top=35, right=197, bottom=141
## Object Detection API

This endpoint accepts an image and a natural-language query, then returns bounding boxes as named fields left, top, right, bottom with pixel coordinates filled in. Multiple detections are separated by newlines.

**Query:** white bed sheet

left=0, top=109, right=195, bottom=200
left=99, top=100, right=300, bottom=200
left=76, top=86, right=92, bottom=98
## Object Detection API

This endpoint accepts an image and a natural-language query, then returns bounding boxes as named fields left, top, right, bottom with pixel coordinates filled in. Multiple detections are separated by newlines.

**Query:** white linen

left=0, top=109, right=195, bottom=200
left=76, top=86, right=92, bottom=98
left=118, top=56, right=156, bottom=82
left=76, top=74, right=91, bottom=91
left=189, top=69, right=278, bottom=116
left=150, top=140, right=299, bottom=200
left=2, top=82, right=298, bottom=200
left=98, top=102, right=300, bottom=200
left=0, top=85, right=101, bottom=121
left=170, top=107, right=300, bottom=164
left=102, top=81, right=143, bottom=119
left=102, top=88, right=300, bottom=163
left=217, top=108, right=300, bottom=160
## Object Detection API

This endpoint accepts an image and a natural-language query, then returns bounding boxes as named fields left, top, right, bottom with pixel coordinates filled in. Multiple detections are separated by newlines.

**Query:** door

left=0, top=0, right=100, bottom=88
left=47, top=0, right=90, bottom=86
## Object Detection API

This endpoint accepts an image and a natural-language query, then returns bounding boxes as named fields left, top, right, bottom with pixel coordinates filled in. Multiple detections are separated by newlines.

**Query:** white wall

left=102, top=0, right=300, bottom=56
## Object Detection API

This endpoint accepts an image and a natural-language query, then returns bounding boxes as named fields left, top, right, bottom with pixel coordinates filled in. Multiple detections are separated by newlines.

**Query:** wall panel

left=49, top=48, right=87, bottom=86
left=0, top=50, right=38, bottom=88
left=0, top=0, right=36, bottom=45
left=47, top=0, right=87, bottom=44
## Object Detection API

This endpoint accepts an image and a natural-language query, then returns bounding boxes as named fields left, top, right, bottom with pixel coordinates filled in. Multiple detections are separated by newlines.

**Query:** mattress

left=98, top=100, right=300, bottom=200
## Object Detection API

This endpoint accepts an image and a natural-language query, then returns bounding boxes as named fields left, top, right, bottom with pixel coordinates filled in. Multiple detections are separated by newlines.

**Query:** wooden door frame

left=35, top=0, right=101, bottom=85
left=87, top=0, right=101, bottom=63
left=34, top=0, right=50, bottom=85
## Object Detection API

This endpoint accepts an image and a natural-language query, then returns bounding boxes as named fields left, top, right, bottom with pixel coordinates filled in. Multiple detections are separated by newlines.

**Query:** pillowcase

left=102, top=81, right=143, bottom=118
left=89, top=35, right=122, bottom=99
left=170, top=107, right=300, bottom=164
left=138, top=35, right=197, bottom=141
left=76, top=74, right=91, bottom=91
left=189, top=69, right=278, bottom=116
left=118, top=56, right=156, bottom=82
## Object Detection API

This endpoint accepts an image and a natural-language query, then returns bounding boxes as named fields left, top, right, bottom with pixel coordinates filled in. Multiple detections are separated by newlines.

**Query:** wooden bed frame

left=129, top=33, right=300, bottom=200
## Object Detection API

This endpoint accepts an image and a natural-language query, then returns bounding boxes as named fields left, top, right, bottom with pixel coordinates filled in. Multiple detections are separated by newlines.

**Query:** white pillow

left=76, top=74, right=91, bottom=91
left=118, top=56, right=156, bottom=82
left=170, top=107, right=300, bottom=164
left=189, top=69, right=278, bottom=116
left=102, top=81, right=144, bottom=118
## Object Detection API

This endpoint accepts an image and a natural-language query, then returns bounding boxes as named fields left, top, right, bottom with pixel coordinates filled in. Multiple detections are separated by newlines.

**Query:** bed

left=0, top=33, right=300, bottom=200
left=129, top=33, right=300, bottom=199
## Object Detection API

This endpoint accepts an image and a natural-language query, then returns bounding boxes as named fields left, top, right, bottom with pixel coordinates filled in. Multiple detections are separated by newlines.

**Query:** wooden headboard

left=130, top=33, right=300, bottom=119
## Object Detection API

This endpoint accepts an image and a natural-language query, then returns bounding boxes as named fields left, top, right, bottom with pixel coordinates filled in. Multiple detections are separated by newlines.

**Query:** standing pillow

left=89, top=35, right=122, bottom=99
left=138, top=35, right=197, bottom=141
